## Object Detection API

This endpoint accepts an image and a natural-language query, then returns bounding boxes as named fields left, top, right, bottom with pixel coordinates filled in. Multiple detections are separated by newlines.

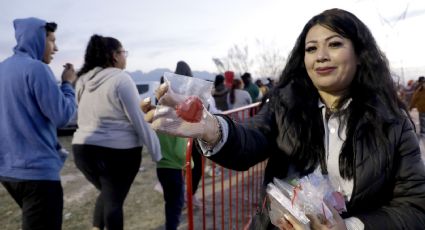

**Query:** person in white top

left=227, top=78, right=252, bottom=120
left=72, top=34, right=161, bottom=230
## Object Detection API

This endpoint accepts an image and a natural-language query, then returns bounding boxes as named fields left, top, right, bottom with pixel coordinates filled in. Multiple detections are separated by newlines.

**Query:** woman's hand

left=307, top=205, right=347, bottom=230
left=141, top=82, right=169, bottom=123
left=155, top=83, right=168, bottom=102
left=277, top=205, right=347, bottom=230
left=61, top=63, right=76, bottom=84
left=140, top=82, right=221, bottom=144
left=140, top=97, right=156, bottom=122
left=277, top=214, right=308, bottom=230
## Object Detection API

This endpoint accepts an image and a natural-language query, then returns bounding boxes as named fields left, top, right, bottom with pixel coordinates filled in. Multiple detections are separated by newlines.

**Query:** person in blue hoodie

left=0, top=17, right=77, bottom=230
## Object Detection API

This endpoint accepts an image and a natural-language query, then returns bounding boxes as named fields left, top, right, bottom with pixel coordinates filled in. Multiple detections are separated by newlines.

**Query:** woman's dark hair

left=77, top=34, right=122, bottom=76
left=214, top=74, right=225, bottom=88
left=241, top=72, right=251, bottom=87
left=175, top=61, right=193, bottom=77
left=270, top=8, right=406, bottom=179
left=229, top=79, right=243, bottom=104
left=45, top=22, right=57, bottom=34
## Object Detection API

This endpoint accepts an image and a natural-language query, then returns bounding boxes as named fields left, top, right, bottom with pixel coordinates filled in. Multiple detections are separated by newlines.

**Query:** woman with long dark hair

left=145, top=8, right=425, bottom=229
left=72, top=34, right=161, bottom=230
left=227, top=78, right=252, bottom=120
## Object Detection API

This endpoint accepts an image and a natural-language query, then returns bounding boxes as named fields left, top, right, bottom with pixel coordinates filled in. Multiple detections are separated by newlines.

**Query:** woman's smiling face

left=304, top=24, right=358, bottom=95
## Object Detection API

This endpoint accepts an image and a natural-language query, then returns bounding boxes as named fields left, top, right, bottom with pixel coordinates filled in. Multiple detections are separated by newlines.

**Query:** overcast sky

left=1, top=0, right=424, bottom=81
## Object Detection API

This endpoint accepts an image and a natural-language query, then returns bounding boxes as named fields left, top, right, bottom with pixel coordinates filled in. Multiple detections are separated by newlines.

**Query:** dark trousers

left=73, top=144, right=142, bottom=230
left=191, top=144, right=203, bottom=194
left=420, top=112, right=425, bottom=134
left=1, top=180, right=63, bottom=230
left=157, top=168, right=184, bottom=230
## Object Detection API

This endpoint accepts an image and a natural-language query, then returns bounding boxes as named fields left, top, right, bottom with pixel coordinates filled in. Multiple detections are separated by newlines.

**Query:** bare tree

left=255, top=39, right=286, bottom=79
left=212, top=58, right=227, bottom=73
left=227, top=44, right=252, bottom=74
left=376, top=2, right=409, bottom=84
left=212, top=41, right=286, bottom=79
left=212, top=44, right=252, bottom=75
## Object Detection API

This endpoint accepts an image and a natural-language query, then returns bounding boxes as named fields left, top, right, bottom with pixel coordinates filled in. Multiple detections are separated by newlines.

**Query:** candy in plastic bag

left=267, top=172, right=347, bottom=228
left=151, top=72, right=213, bottom=137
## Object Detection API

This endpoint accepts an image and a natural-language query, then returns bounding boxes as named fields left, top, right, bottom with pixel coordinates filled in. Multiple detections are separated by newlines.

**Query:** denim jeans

left=157, top=168, right=184, bottom=230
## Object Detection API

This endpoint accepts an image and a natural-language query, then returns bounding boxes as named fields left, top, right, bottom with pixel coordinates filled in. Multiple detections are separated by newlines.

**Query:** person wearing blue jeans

left=154, top=132, right=187, bottom=230
left=156, top=167, right=185, bottom=230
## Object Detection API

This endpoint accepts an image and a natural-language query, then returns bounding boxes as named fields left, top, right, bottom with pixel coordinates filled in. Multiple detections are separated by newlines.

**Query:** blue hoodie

left=0, top=18, right=76, bottom=181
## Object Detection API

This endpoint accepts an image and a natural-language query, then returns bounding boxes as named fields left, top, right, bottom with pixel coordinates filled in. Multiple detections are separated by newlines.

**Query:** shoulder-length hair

left=77, top=34, right=122, bottom=76
left=229, top=79, right=243, bottom=104
left=270, top=8, right=405, bottom=179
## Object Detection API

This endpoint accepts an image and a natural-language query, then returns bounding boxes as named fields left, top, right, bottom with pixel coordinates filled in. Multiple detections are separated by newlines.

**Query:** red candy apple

left=175, top=96, right=203, bottom=123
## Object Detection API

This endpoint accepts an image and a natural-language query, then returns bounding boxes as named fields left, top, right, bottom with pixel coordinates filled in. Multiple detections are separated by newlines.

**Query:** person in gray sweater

left=72, top=34, right=161, bottom=230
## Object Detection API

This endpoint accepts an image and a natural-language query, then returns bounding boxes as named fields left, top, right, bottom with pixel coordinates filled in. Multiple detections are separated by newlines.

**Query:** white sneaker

left=207, top=167, right=221, bottom=177
left=184, top=195, right=202, bottom=209
left=154, top=182, right=163, bottom=194
left=204, top=165, right=211, bottom=174
left=192, top=196, right=202, bottom=207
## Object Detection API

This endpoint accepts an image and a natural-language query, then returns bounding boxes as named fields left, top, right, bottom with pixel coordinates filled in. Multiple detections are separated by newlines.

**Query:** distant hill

left=128, top=68, right=217, bottom=83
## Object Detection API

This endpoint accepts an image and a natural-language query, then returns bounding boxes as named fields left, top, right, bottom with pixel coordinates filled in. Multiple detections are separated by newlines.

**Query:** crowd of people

left=1, top=8, right=425, bottom=230
left=398, top=76, right=425, bottom=136
left=212, top=72, right=275, bottom=113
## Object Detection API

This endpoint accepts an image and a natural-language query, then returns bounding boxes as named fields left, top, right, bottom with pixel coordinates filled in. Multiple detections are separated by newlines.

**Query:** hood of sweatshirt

left=13, top=17, right=46, bottom=61
left=80, top=67, right=123, bottom=92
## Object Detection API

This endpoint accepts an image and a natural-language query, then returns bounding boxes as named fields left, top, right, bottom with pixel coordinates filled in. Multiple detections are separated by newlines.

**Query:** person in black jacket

left=144, top=8, right=425, bottom=230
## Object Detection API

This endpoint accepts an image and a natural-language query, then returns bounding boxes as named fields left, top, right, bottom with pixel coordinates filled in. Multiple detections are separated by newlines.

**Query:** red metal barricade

left=184, top=102, right=267, bottom=230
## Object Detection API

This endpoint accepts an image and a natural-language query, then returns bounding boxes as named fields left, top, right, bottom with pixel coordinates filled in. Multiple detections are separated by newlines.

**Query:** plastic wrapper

left=267, top=173, right=347, bottom=228
left=151, top=72, right=213, bottom=137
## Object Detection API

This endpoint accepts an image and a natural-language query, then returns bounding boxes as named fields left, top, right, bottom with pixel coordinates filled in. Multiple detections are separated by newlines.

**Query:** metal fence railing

left=184, top=102, right=267, bottom=230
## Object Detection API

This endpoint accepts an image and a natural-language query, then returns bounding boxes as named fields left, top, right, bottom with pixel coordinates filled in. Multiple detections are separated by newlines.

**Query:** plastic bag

left=267, top=173, right=347, bottom=228
left=151, top=72, right=213, bottom=137
left=267, top=183, right=311, bottom=228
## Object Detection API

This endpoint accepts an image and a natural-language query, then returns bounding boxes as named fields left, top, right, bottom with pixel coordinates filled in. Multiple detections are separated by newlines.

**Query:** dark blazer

left=208, top=86, right=425, bottom=229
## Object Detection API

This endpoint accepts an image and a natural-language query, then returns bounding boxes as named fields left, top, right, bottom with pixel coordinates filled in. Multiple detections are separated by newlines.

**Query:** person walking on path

left=153, top=61, right=192, bottom=230
left=72, top=34, right=161, bottom=230
left=0, top=17, right=77, bottom=230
